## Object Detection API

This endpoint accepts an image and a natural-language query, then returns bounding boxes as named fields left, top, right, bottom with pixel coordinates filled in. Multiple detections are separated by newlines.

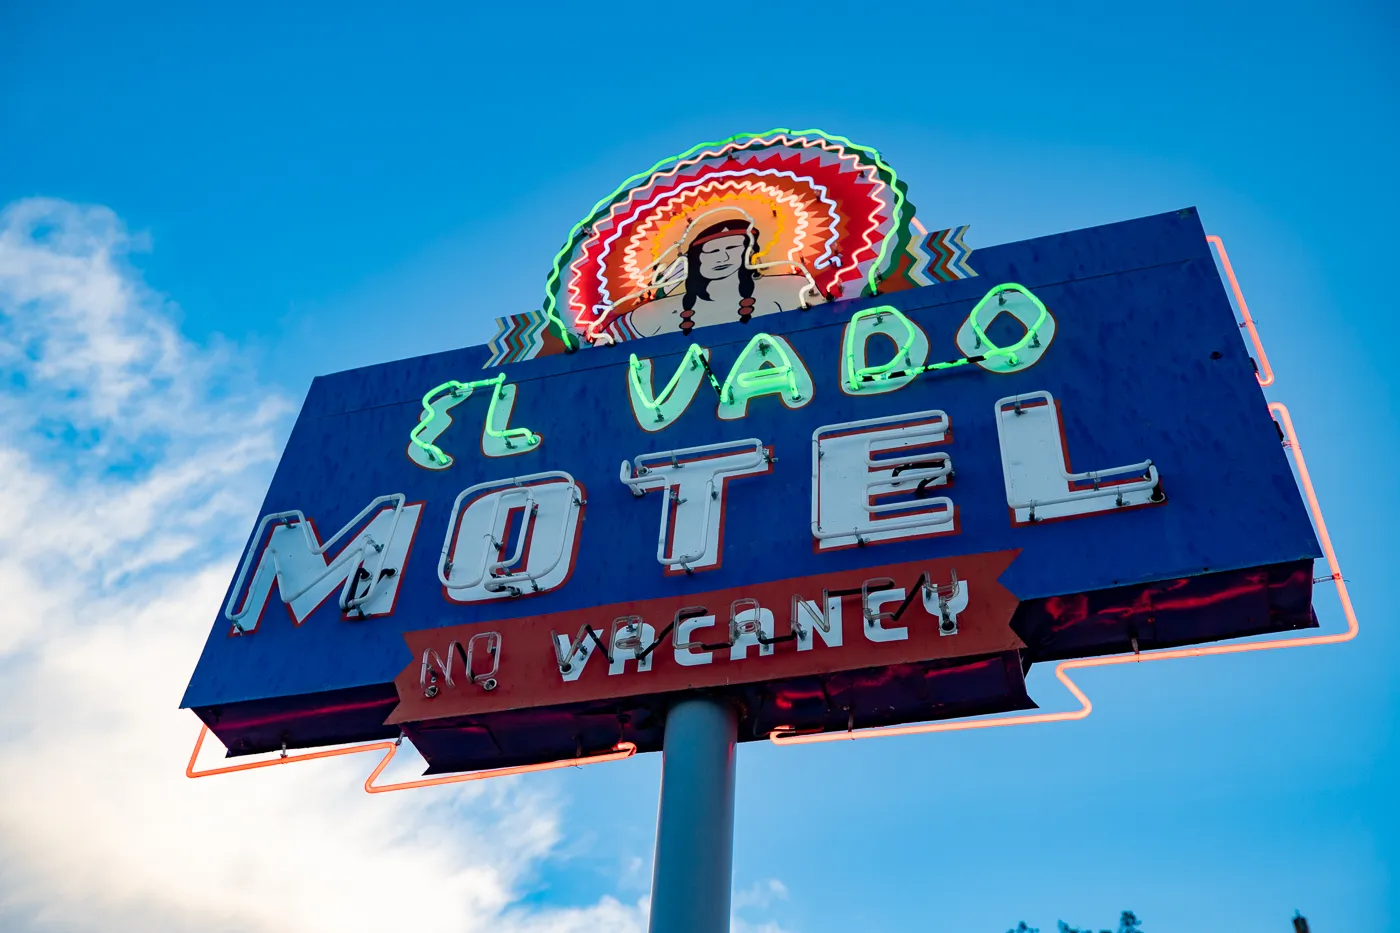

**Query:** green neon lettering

left=843, top=305, right=919, bottom=391
left=967, top=283, right=1048, bottom=368
left=628, top=345, right=708, bottom=424
left=842, top=284, right=1051, bottom=390
left=409, top=373, right=539, bottom=468
left=720, top=334, right=803, bottom=406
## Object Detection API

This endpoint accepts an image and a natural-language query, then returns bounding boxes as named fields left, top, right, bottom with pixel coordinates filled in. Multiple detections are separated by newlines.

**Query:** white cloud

left=732, top=878, right=789, bottom=911
left=731, top=878, right=795, bottom=933
left=0, top=198, right=647, bottom=933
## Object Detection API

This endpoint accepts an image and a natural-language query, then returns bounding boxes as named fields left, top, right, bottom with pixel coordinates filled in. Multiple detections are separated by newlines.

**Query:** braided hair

left=679, top=219, right=758, bottom=335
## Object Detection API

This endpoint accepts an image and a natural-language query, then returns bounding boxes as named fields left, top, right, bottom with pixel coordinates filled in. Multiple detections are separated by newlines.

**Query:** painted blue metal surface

left=181, top=209, right=1320, bottom=746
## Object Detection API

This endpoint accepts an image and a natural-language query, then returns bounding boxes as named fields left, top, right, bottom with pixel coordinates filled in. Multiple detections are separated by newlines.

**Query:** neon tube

left=579, top=170, right=847, bottom=334
left=224, top=494, right=408, bottom=629
left=438, top=472, right=581, bottom=594
left=569, top=143, right=887, bottom=331
left=843, top=285, right=1050, bottom=391
left=410, top=374, right=539, bottom=467
left=843, top=305, right=918, bottom=391
left=967, top=283, right=1048, bottom=369
left=629, top=345, right=707, bottom=415
left=185, top=724, right=635, bottom=793
left=770, top=401, right=1356, bottom=746
left=611, top=177, right=832, bottom=304
left=1206, top=235, right=1274, bottom=387
left=720, top=334, right=802, bottom=405
left=546, top=128, right=905, bottom=345
left=590, top=196, right=825, bottom=342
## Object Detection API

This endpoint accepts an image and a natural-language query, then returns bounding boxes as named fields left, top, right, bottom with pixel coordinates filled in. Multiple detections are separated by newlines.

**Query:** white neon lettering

left=609, top=618, right=657, bottom=674
left=729, top=604, right=775, bottom=661
left=794, top=596, right=843, bottom=650
left=863, top=588, right=909, bottom=643
left=620, top=439, right=770, bottom=574
left=552, top=626, right=599, bottom=683
left=224, top=497, right=421, bottom=633
left=674, top=614, right=717, bottom=667
left=812, top=410, right=956, bottom=550
left=995, top=391, right=1162, bottom=523
left=440, top=473, right=583, bottom=602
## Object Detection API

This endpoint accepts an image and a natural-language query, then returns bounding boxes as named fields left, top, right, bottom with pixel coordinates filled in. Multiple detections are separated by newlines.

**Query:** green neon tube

left=843, top=305, right=917, bottom=391
left=628, top=345, right=707, bottom=414
left=843, top=284, right=1049, bottom=390
left=410, top=374, right=539, bottom=466
left=720, top=333, right=802, bottom=404
left=966, top=283, right=1048, bottom=368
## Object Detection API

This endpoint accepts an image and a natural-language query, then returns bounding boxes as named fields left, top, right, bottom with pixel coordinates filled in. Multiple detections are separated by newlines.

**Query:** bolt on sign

left=182, top=130, right=1321, bottom=774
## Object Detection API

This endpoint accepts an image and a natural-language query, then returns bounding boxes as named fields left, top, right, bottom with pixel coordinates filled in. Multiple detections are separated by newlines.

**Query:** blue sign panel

left=182, top=209, right=1320, bottom=770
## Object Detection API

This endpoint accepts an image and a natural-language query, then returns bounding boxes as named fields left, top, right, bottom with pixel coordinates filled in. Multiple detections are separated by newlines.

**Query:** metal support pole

left=647, top=696, right=738, bottom=933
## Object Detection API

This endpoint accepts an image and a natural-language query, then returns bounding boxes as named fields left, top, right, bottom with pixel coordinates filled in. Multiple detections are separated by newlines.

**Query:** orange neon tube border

left=770, top=233, right=1335, bottom=747
left=768, top=401, right=1356, bottom=746
left=186, top=231, right=1340, bottom=775
left=1207, top=234, right=1275, bottom=388
left=186, top=725, right=636, bottom=793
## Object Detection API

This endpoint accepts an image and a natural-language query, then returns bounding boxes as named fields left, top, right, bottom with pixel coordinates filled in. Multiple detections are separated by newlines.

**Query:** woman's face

left=696, top=234, right=748, bottom=280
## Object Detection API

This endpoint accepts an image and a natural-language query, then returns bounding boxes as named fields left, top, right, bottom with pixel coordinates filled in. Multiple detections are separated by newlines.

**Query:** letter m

left=223, top=495, right=422, bottom=633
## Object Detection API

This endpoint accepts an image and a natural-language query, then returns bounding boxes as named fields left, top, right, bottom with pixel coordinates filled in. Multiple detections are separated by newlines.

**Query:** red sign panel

left=390, top=551, right=1021, bottom=724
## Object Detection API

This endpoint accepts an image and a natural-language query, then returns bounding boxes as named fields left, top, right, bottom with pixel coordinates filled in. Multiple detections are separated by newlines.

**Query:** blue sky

left=1, top=2, right=1396, bottom=931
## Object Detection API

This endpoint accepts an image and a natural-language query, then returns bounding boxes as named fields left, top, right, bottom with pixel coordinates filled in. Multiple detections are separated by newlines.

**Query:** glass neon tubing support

left=629, top=344, right=707, bottom=412
left=719, top=333, right=801, bottom=403
left=1206, top=234, right=1274, bottom=387
left=410, top=374, right=539, bottom=465
left=770, top=400, right=1356, bottom=747
left=186, top=724, right=636, bottom=793
left=543, top=127, right=905, bottom=344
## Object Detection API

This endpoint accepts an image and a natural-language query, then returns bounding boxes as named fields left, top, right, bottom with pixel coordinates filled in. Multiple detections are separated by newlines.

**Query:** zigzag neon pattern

left=617, top=175, right=827, bottom=295
left=545, top=130, right=913, bottom=346
left=566, top=145, right=891, bottom=337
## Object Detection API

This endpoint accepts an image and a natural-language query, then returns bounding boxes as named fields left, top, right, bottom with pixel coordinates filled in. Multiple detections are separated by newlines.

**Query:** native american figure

left=625, top=216, right=823, bottom=337
left=544, top=132, right=951, bottom=350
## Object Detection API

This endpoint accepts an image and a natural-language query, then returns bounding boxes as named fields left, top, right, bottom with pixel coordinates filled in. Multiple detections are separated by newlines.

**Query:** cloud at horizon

left=0, top=197, right=663, bottom=933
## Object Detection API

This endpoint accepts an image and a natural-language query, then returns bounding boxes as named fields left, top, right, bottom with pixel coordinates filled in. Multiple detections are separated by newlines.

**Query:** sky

left=0, top=2, right=1396, bottom=931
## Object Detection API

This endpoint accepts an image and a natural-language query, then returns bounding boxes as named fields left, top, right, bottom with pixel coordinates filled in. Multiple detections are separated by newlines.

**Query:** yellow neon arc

left=410, top=374, right=539, bottom=468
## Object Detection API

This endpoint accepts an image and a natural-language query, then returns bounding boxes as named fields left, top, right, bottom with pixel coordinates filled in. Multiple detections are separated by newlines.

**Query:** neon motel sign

left=224, top=285, right=1162, bottom=695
